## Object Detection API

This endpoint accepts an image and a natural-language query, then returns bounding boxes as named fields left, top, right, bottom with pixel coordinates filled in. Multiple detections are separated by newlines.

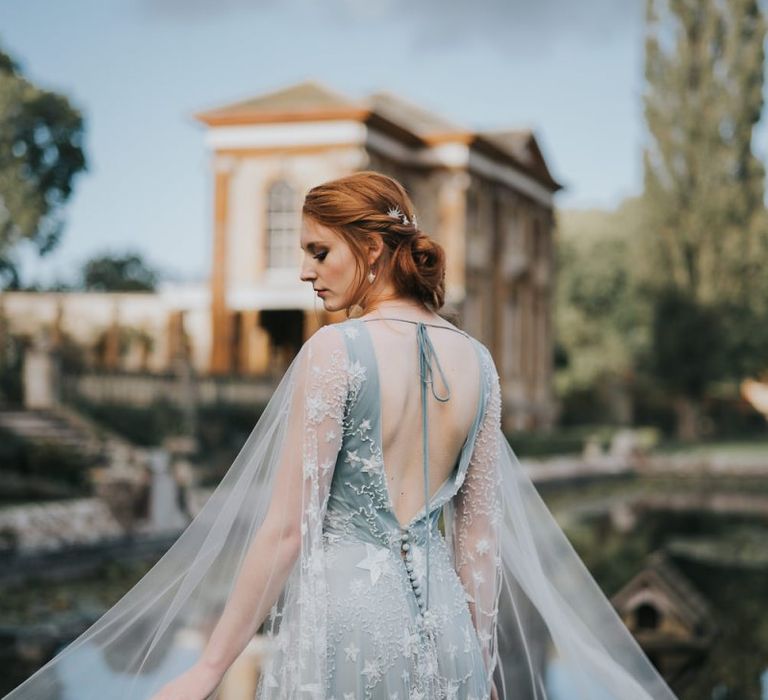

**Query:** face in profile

left=299, top=217, right=362, bottom=312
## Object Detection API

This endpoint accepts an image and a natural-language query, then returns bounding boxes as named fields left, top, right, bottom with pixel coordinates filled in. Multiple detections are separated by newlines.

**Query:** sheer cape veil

left=2, top=321, right=677, bottom=700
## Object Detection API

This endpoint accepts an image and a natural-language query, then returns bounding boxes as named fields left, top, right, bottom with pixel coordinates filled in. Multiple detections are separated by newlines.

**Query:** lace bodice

left=257, top=316, right=503, bottom=698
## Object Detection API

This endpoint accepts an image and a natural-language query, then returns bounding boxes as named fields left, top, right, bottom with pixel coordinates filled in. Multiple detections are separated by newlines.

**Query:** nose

left=299, top=255, right=317, bottom=283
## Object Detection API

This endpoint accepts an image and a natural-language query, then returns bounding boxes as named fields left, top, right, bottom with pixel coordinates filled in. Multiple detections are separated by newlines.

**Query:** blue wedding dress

left=257, top=316, right=500, bottom=699
left=1, top=314, right=678, bottom=700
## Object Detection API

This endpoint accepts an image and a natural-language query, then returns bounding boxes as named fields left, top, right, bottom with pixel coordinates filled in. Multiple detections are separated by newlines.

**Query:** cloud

left=138, top=0, right=644, bottom=51
left=400, top=0, right=644, bottom=52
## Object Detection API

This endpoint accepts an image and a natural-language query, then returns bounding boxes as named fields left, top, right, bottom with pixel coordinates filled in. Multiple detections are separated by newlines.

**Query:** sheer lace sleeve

left=194, top=324, right=350, bottom=683
left=256, top=323, right=352, bottom=692
left=450, top=344, right=503, bottom=686
left=280, top=323, right=348, bottom=555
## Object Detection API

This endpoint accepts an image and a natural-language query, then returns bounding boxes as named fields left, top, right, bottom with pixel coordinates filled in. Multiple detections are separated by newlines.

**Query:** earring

left=367, top=268, right=376, bottom=284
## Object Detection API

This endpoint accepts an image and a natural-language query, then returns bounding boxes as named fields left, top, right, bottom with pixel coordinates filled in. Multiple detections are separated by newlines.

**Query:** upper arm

left=261, top=325, right=349, bottom=543
left=454, top=344, right=502, bottom=539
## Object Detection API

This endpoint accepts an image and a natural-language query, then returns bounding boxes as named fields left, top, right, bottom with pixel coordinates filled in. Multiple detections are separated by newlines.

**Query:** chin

left=321, top=297, right=339, bottom=311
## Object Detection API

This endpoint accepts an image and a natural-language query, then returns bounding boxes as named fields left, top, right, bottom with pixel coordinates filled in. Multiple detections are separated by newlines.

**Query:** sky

left=1, top=0, right=763, bottom=287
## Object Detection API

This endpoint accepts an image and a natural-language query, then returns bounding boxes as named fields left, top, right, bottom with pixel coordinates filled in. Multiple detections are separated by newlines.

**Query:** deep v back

left=359, top=317, right=483, bottom=528
left=325, top=316, right=489, bottom=532
left=322, top=315, right=490, bottom=617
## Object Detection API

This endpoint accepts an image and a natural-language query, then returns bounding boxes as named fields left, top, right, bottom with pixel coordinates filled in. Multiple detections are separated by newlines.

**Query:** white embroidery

left=257, top=322, right=498, bottom=700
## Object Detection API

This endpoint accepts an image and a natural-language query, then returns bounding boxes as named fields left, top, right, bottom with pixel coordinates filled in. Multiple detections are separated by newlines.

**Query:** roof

left=611, top=551, right=715, bottom=634
left=194, top=79, right=368, bottom=125
left=366, top=90, right=470, bottom=142
left=194, top=80, right=561, bottom=190
left=477, top=128, right=563, bottom=191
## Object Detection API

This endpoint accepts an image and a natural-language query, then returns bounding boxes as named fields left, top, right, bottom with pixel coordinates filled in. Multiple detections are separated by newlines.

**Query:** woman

left=2, top=172, right=677, bottom=700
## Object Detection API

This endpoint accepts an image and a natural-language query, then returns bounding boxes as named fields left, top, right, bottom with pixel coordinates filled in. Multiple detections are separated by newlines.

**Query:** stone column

left=436, top=170, right=470, bottom=306
left=210, top=155, right=237, bottom=374
left=103, top=305, right=121, bottom=370
left=22, top=330, right=59, bottom=409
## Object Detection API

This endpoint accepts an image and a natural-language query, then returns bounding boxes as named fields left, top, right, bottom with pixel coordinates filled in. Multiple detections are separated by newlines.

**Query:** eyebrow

left=301, top=241, right=326, bottom=252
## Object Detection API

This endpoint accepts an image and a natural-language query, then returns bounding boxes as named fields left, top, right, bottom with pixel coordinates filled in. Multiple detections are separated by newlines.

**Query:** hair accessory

left=387, top=205, right=417, bottom=228
left=367, top=268, right=376, bottom=284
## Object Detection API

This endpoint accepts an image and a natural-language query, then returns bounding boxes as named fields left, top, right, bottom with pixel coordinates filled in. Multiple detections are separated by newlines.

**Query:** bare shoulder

left=298, top=322, right=350, bottom=364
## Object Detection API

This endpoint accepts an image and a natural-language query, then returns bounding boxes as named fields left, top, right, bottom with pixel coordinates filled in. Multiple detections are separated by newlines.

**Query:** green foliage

left=643, top=0, right=768, bottom=307
left=70, top=397, right=184, bottom=446
left=0, top=426, right=88, bottom=490
left=555, top=200, right=653, bottom=423
left=81, top=252, right=159, bottom=292
left=648, top=286, right=727, bottom=398
left=0, top=45, right=87, bottom=288
left=0, top=331, right=24, bottom=405
left=639, top=0, right=768, bottom=437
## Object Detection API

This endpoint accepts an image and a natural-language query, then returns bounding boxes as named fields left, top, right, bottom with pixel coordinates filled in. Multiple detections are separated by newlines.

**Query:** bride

left=2, top=171, right=678, bottom=700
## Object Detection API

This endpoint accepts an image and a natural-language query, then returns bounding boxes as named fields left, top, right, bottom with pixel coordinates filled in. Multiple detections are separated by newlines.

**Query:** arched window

left=266, top=180, right=299, bottom=269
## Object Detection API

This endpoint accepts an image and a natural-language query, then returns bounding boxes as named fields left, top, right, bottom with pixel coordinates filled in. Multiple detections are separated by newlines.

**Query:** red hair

left=302, top=171, right=446, bottom=315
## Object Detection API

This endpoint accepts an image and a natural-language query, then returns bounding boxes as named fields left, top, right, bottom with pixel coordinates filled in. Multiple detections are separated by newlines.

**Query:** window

left=266, top=180, right=299, bottom=269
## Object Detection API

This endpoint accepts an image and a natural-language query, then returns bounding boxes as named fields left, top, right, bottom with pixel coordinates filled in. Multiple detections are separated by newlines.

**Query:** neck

left=360, top=299, right=437, bottom=320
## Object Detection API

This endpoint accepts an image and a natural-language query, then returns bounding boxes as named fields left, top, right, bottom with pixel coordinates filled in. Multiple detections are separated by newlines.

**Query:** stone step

left=0, top=410, right=104, bottom=458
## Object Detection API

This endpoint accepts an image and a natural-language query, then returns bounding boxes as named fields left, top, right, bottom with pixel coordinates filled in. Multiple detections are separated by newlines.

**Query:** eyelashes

left=313, top=251, right=328, bottom=261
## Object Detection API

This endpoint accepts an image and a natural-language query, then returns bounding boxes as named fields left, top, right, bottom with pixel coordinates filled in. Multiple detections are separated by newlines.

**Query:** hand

left=148, top=662, right=223, bottom=700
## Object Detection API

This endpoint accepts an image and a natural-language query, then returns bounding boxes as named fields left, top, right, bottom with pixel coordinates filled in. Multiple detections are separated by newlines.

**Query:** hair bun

left=410, top=232, right=439, bottom=266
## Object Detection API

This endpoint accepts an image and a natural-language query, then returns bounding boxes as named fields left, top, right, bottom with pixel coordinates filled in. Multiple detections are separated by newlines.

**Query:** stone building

left=0, top=80, right=561, bottom=431
left=195, top=80, right=562, bottom=430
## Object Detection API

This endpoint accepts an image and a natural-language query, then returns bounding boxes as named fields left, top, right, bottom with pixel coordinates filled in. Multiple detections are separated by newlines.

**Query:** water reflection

left=53, top=634, right=199, bottom=700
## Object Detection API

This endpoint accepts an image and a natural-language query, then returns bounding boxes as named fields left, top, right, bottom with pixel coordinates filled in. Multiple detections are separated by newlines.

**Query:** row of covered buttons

left=401, top=530, right=425, bottom=613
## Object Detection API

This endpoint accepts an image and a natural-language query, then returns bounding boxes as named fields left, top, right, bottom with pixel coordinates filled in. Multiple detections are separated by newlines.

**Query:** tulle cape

left=1, top=322, right=678, bottom=700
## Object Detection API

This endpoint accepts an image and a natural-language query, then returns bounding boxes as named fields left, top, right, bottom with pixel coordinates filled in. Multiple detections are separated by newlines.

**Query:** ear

left=367, top=237, right=384, bottom=267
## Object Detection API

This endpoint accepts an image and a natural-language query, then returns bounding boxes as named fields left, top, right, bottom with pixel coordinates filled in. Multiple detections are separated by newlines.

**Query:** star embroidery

left=345, top=449, right=360, bottom=464
left=355, top=543, right=391, bottom=585
left=359, top=418, right=371, bottom=432
left=474, top=538, right=491, bottom=555
left=303, top=459, right=318, bottom=479
left=343, top=642, right=360, bottom=661
left=324, top=429, right=337, bottom=443
left=360, top=454, right=380, bottom=474
left=362, top=658, right=381, bottom=682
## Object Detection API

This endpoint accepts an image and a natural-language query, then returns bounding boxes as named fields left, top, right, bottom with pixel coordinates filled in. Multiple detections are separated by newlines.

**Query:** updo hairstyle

left=301, top=171, right=446, bottom=315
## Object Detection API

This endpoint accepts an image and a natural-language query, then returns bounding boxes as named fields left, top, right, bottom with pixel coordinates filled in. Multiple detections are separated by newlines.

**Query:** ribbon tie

left=416, top=321, right=451, bottom=611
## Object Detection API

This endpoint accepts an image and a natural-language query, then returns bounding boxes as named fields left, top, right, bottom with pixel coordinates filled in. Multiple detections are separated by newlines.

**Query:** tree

left=642, top=0, right=768, bottom=438
left=82, top=252, right=158, bottom=292
left=555, top=199, right=652, bottom=425
left=0, top=44, right=87, bottom=289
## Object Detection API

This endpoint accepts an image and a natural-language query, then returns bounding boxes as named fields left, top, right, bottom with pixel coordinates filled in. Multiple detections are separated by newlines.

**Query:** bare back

left=360, top=317, right=482, bottom=527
